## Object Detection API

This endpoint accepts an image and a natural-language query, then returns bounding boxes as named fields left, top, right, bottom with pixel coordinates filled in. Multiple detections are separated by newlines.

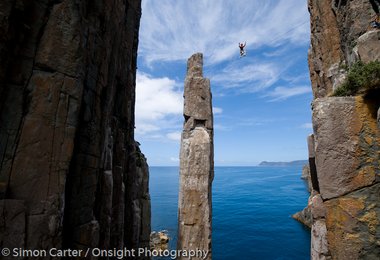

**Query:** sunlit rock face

left=308, top=0, right=376, bottom=98
left=355, top=30, right=380, bottom=63
left=313, top=97, right=379, bottom=200
left=178, top=53, right=213, bottom=260
left=0, top=0, right=151, bottom=256
left=312, top=96, right=380, bottom=259
left=307, top=1, right=380, bottom=259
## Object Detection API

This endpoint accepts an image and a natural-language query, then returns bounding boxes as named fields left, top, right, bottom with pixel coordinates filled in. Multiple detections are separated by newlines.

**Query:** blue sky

left=135, top=0, right=312, bottom=166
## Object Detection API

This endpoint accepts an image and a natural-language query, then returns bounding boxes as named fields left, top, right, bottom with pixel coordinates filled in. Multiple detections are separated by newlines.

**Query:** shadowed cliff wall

left=0, top=0, right=150, bottom=256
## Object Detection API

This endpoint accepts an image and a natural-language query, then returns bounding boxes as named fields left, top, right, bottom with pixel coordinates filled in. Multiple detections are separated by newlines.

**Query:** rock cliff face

left=177, top=53, right=213, bottom=260
left=308, top=0, right=378, bottom=97
left=306, top=0, right=380, bottom=259
left=0, top=0, right=150, bottom=256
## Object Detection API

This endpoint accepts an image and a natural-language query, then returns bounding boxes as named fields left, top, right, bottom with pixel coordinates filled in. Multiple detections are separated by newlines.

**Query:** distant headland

left=258, top=160, right=308, bottom=167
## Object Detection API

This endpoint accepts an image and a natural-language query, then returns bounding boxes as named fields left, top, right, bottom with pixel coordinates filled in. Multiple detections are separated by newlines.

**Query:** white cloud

left=135, top=72, right=183, bottom=136
left=136, top=0, right=311, bottom=166
left=300, top=123, right=313, bottom=129
left=213, top=107, right=223, bottom=114
left=265, top=86, right=311, bottom=101
left=139, top=0, right=309, bottom=65
left=211, top=63, right=280, bottom=92
left=166, top=132, right=182, bottom=141
left=139, top=0, right=310, bottom=96
left=135, top=122, right=160, bottom=135
left=170, top=157, right=180, bottom=162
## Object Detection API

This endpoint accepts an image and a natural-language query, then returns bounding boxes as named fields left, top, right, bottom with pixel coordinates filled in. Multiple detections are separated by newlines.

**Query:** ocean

left=149, top=166, right=310, bottom=260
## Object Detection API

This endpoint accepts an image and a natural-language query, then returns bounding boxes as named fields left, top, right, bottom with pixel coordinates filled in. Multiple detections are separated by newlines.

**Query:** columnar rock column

left=177, top=53, right=213, bottom=260
left=0, top=0, right=150, bottom=254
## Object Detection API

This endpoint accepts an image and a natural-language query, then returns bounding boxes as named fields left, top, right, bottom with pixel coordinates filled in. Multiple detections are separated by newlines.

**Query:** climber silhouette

left=370, top=0, right=380, bottom=22
left=239, top=42, right=246, bottom=57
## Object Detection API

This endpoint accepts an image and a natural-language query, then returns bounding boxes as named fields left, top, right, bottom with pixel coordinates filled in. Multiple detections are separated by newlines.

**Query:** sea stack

left=177, top=53, right=213, bottom=260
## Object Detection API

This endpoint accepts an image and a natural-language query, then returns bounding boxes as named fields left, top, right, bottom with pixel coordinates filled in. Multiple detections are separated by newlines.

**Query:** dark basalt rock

left=0, top=0, right=150, bottom=257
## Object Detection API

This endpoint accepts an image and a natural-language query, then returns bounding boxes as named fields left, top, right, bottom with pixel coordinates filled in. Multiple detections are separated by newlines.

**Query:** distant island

left=259, top=160, right=308, bottom=166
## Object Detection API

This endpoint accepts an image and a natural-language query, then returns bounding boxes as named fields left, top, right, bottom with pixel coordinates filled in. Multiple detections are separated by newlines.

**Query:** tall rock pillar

left=177, top=53, right=213, bottom=260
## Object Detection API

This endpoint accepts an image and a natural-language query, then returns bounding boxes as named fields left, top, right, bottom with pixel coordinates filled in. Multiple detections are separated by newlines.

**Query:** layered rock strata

left=306, top=0, right=380, bottom=259
left=0, top=0, right=150, bottom=257
left=177, top=53, right=213, bottom=260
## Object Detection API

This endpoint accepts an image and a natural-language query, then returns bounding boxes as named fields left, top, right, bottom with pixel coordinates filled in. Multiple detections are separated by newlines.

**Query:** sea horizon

left=147, top=161, right=308, bottom=168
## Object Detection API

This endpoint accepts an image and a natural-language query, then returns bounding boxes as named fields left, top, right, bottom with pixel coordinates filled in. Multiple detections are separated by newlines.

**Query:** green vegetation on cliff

left=333, top=61, right=380, bottom=96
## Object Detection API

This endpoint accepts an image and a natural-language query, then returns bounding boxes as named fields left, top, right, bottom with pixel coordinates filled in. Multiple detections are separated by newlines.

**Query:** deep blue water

left=149, top=166, right=310, bottom=260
